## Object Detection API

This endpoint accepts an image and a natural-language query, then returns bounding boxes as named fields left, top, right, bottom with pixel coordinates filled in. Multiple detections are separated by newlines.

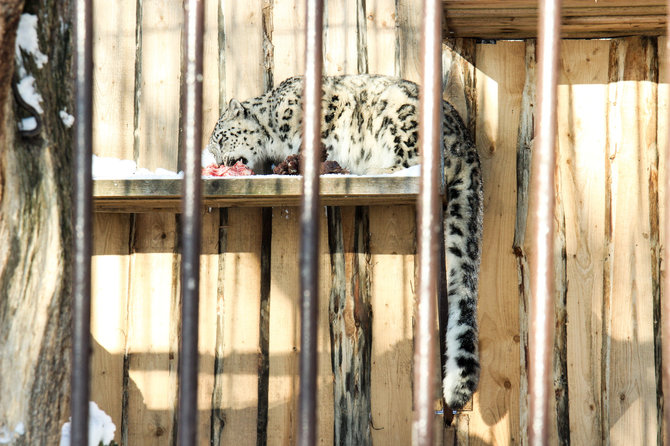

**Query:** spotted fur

left=207, top=74, right=482, bottom=409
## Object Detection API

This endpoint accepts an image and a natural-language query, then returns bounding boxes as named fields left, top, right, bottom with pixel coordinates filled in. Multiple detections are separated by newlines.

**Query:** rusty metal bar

left=178, top=0, right=205, bottom=444
left=297, top=0, right=324, bottom=445
left=663, top=5, right=670, bottom=444
left=528, top=0, right=561, bottom=444
left=413, top=0, right=443, bottom=444
left=72, top=0, right=94, bottom=443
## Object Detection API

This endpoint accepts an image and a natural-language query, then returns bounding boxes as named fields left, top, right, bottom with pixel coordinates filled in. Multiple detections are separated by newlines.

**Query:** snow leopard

left=206, top=74, right=482, bottom=409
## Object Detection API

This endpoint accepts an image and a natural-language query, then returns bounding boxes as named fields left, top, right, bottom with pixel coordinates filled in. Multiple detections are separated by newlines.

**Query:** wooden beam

left=442, top=1, right=667, bottom=39
left=93, top=177, right=422, bottom=211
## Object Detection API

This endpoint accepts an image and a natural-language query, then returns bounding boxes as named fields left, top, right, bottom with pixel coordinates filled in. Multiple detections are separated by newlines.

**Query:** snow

left=15, top=14, right=48, bottom=70
left=16, top=76, right=43, bottom=114
left=18, top=117, right=38, bottom=133
left=59, top=109, right=75, bottom=128
left=0, top=422, right=26, bottom=444
left=201, top=148, right=216, bottom=166
left=92, top=155, right=184, bottom=179
left=390, top=164, right=421, bottom=176
left=59, top=401, right=116, bottom=446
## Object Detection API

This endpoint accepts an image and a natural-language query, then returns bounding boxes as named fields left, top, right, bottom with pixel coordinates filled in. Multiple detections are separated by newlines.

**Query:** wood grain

left=556, top=39, right=610, bottom=446
left=364, top=0, right=397, bottom=76
left=605, top=37, right=659, bottom=446
left=92, top=0, right=136, bottom=159
left=369, top=205, right=416, bottom=445
left=272, top=0, right=305, bottom=83
left=657, top=35, right=667, bottom=445
left=136, top=0, right=182, bottom=171
left=267, top=206, right=300, bottom=445
left=218, top=208, right=263, bottom=445
left=126, top=213, right=180, bottom=445
left=473, top=41, right=524, bottom=446
left=221, top=0, right=265, bottom=103
left=197, top=210, right=220, bottom=444
left=442, top=1, right=666, bottom=39
left=91, top=214, right=131, bottom=445
left=93, top=176, right=421, bottom=212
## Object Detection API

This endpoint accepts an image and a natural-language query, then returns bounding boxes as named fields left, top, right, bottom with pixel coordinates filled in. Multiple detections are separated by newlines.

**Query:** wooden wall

left=90, top=0, right=667, bottom=444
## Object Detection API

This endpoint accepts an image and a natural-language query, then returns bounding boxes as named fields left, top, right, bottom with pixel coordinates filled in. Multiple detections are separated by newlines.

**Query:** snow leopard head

left=206, top=99, right=267, bottom=170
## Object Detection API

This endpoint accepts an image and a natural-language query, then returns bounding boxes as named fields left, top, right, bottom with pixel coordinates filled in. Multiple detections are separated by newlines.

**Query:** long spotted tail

left=441, top=146, right=483, bottom=409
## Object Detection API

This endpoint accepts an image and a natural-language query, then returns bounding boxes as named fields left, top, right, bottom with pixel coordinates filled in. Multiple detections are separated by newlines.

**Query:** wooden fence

left=90, top=0, right=667, bottom=444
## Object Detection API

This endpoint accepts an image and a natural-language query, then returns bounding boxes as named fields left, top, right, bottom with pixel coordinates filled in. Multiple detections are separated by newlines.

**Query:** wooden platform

left=93, top=176, right=422, bottom=212
left=443, top=0, right=667, bottom=39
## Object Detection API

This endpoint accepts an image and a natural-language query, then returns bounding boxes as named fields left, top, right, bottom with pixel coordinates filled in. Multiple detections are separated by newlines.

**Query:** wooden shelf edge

left=93, top=176, right=422, bottom=212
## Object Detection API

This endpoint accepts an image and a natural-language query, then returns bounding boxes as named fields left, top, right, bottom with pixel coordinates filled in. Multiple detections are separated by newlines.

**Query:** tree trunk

left=0, top=1, right=74, bottom=444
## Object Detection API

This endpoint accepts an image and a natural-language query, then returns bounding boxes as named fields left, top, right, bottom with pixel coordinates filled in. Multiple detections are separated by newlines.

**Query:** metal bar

left=297, top=0, right=323, bottom=444
left=413, top=0, right=443, bottom=444
left=528, top=0, right=561, bottom=444
left=72, top=0, right=94, bottom=443
left=178, top=0, right=205, bottom=444
left=663, top=5, right=670, bottom=444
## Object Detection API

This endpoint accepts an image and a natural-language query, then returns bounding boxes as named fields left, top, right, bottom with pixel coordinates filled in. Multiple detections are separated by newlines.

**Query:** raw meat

left=202, top=161, right=254, bottom=177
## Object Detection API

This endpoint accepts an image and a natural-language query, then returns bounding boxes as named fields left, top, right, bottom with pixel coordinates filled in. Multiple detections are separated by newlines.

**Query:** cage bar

left=663, top=3, right=670, bottom=443
left=71, top=0, right=94, bottom=443
left=413, top=0, right=443, bottom=444
left=297, top=0, right=324, bottom=445
left=178, top=0, right=205, bottom=444
left=528, top=0, right=561, bottom=444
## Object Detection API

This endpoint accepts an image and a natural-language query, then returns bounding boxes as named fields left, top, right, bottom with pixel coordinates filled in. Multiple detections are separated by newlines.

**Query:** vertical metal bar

left=298, top=0, right=323, bottom=444
left=72, top=0, right=93, bottom=443
left=178, top=0, right=205, bottom=444
left=663, top=5, right=670, bottom=444
left=413, top=0, right=442, bottom=444
left=528, top=0, right=561, bottom=444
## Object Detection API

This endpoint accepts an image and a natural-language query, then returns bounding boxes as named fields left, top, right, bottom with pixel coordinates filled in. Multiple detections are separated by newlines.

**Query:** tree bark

left=0, top=1, right=74, bottom=444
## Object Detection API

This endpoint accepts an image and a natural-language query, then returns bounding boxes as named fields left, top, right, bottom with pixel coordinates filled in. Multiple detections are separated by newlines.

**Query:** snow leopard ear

left=227, top=98, right=244, bottom=117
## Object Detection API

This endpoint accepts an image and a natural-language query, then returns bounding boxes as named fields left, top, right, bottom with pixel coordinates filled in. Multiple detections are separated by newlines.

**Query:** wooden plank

left=441, top=0, right=667, bottom=39
left=267, top=207, right=300, bottom=445
left=555, top=39, right=611, bottom=446
left=605, top=36, right=659, bottom=446
left=272, top=0, right=305, bottom=83
left=92, top=176, right=422, bottom=212
left=326, top=207, right=373, bottom=444
left=513, top=39, right=535, bottom=446
left=657, top=35, right=668, bottom=446
left=323, top=0, right=358, bottom=76
left=444, top=0, right=664, bottom=7
left=90, top=214, right=131, bottom=445
left=202, top=0, right=220, bottom=148
left=265, top=207, right=333, bottom=445
left=126, top=213, right=179, bottom=445
left=221, top=0, right=265, bottom=102
left=136, top=0, right=182, bottom=171
left=396, top=0, right=421, bottom=82
left=471, top=41, right=524, bottom=446
left=92, top=0, right=136, bottom=159
left=197, top=210, right=220, bottom=444
left=364, top=0, right=397, bottom=76
left=218, top=208, right=263, bottom=445
left=210, top=3, right=267, bottom=443
left=369, top=205, right=415, bottom=445
left=442, top=38, right=477, bottom=134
